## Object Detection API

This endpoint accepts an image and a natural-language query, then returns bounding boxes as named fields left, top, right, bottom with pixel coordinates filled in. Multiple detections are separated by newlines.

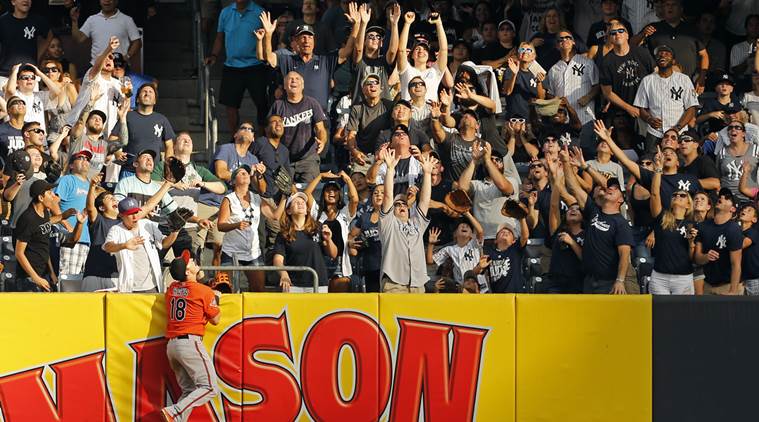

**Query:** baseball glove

left=163, top=156, right=186, bottom=183
left=210, top=271, right=232, bottom=294
left=273, top=165, right=292, bottom=195
left=444, top=189, right=472, bottom=214
left=163, top=207, right=194, bottom=232
left=501, top=199, right=529, bottom=219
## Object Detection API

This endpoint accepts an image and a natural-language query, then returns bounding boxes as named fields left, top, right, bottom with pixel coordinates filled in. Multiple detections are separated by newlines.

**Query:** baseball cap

left=137, top=149, right=157, bottom=160
left=678, top=130, right=698, bottom=143
left=112, top=52, right=128, bottom=68
left=394, top=99, right=412, bottom=110
left=362, top=73, right=380, bottom=85
left=497, top=221, right=516, bottom=235
left=654, top=45, right=675, bottom=57
left=69, top=149, right=93, bottom=164
left=29, top=179, right=55, bottom=200
left=169, top=250, right=194, bottom=282
left=392, top=123, right=409, bottom=135
left=118, top=197, right=141, bottom=216
left=6, top=96, right=25, bottom=107
left=460, top=108, right=479, bottom=121
left=716, top=73, right=735, bottom=86
left=606, top=178, right=622, bottom=190
left=718, top=187, right=736, bottom=202
left=285, top=191, right=308, bottom=208
left=392, top=193, right=408, bottom=204
left=19, top=64, right=35, bottom=74
left=88, top=109, right=107, bottom=122
left=498, top=19, right=516, bottom=31
left=366, top=26, right=385, bottom=37
left=9, top=150, right=32, bottom=178
left=295, top=24, right=315, bottom=36
left=230, top=164, right=252, bottom=184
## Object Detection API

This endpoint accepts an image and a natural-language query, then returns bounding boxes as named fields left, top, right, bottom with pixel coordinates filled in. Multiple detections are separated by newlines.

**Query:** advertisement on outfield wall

left=0, top=294, right=517, bottom=422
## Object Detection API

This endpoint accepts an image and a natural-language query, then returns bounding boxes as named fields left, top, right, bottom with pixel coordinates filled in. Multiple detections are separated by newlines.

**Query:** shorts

left=220, top=252, right=263, bottom=267
left=381, top=277, right=424, bottom=294
left=196, top=203, right=223, bottom=245
left=218, top=65, right=271, bottom=122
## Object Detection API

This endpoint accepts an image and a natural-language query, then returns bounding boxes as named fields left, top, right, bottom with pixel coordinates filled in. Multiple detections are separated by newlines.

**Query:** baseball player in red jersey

left=160, top=250, right=221, bottom=422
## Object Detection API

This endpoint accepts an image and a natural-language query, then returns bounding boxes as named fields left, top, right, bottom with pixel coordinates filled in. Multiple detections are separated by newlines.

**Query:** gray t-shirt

left=268, top=96, right=327, bottom=161
left=587, top=159, right=626, bottom=192
left=716, top=142, right=759, bottom=202
left=352, top=55, right=395, bottom=101
left=346, top=99, right=392, bottom=153
left=438, top=133, right=481, bottom=182
left=130, top=243, right=157, bottom=291
left=379, top=204, right=430, bottom=288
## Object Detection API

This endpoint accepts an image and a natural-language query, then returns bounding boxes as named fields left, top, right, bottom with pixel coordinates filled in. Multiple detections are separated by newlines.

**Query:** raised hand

left=419, top=153, right=437, bottom=174
left=345, top=2, right=360, bottom=24
left=70, top=6, right=80, bottom=23
left=507, top=56, right=519, bottom=73
left=454, top=82, right=472, bottom=100
left=404, top=11, right=415, bottom=24
left=427, top=12, right=441, bottom=25
left=76, top=211, right=87, bottom=224
left=439, top=89, right=452, bottom=106
left=109, top=36, right=120, bottom=51
left=409, top=145, right=422, bottom=159
left=477, top=255, right=491, bottom=270
left=260, top=11, right=277, bottom=34
left=321, top=224, right=333, bottom=241
left=389, top=2, right=401, bottom=24
left=472, top=140, right=484, bottom=161
left=385, top=148, right=398, bottom=169
left=592, top=120, right=614, bottom=142
left=428, top=100, right=442, bottom=118
left=569, top=146, right=586, bottom=168
left=428, top=227, right=441, bottom=244
left=254, top=28, right=265, bottom=41
left=654, top=146, right=664, bottom=169
left=482, top=141, right=493, bottom=160
left=359, top=2, right=372, bottom=23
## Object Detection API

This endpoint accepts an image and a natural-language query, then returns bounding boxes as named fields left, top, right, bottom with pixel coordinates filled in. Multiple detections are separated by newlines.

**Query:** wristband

left=615, top=278, right=624, bottom=283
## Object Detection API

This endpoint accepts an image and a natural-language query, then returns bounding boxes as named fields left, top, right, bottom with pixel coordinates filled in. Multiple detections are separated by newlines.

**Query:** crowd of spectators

left=1, top=0, right=759, bottom=296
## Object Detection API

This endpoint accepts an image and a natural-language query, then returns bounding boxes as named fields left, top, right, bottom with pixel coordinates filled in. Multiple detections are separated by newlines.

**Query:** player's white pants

left=163, top=335, right=218, bottom=422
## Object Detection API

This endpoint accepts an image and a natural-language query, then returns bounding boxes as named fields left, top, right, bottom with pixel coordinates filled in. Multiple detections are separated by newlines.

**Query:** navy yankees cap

left=295, top=25, right=315, bottom=36
left=654, top=45, right=675, bottom=57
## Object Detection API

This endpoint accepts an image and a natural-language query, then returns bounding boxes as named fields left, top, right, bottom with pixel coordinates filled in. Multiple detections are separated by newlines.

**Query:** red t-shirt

left=165, top=281, right=220, bottom=338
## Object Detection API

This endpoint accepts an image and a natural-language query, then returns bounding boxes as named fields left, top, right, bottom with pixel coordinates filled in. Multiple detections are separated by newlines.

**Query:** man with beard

left=634, top=45, right=698, bottom=154
left=251, top=115, right=291, bottom=198
left=345, top=74, right=394, bottom=168
left=431, top=108, right=485, bottom=182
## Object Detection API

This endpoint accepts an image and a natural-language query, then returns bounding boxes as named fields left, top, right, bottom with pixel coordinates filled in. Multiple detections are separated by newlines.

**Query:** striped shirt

left=633, top=72, right=698, bottom=137
left=545, top=54, right=599, bottom=124
left=729, top=41, right=757, bottom=76
left=621, top=0, right=657, bottom=34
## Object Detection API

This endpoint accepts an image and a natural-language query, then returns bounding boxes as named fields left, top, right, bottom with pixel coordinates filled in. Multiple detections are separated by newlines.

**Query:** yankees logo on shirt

left=23, top=26, right=35, bottom=40
left=571, top=64, right=585, bottom=76
left=670, top=86, right=683, bottom=101
left=716, top=234, right=727, bottom=249
left=154, top=124, right=164, bottom=138
left=546, top=54, right=599, bottom=124
left=677, top=180, right=691, bottom=191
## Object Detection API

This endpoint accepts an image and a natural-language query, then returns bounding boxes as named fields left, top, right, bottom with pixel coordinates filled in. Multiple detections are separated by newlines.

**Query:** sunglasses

left=18, top=75, right=35, bottom=81
left=409, top=81, right=426, bottom=88
left=640, top=160, right=653, bottom=166
left=728, top=125, right=745, bottom=131
left=679, top=137, right=697, bottom=143
left=8, top=101, right=25, bottom=107
left=238, top=126, right=254, bottom=132
left=367, top=34, right=383, bottom=40
left=393, top=201, right=408, bottom=207
left=529, top=163, right=544, bottom=169
left=364, top=80, right=379, bottom=86
left=491, top=156, right=503, bottom=163
left=26, top=128, right=45, bottom=134
left=608, top=28, right=626, bottom=35
left=518, top=47, right=534, bottom=54
left=509, top=118, right=525, bottom=123
left=558, top=35, right=574, bottom=41
left=672, top=192, right=689, bottom=199
left=42, top=67, right=59, bottom=74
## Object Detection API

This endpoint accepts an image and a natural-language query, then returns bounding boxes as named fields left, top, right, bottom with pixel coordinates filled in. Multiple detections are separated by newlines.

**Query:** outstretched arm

left=417, top=154, right=436, bottom=216
left=381, top=149, right=397, bottom=214
left=593, top=119, right=641, bottom=180
left=430, top=13, right=448, bottom=73
left=396, top=11, right=415, bottom=73
left=650, top=147, right=664, bottom=218
left=260, top=11, right=278, bottom=68
left=385, top=3, right=401, bottom=64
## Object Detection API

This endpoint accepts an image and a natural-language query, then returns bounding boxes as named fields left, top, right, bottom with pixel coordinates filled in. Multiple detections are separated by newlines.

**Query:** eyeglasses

left=518, top=47, right=534, bottom=54
left=409, top=81, right=426, bottom=88
left=367, top=34, right=383, bottom=40
left=728, top=125, right=745, bottom=131
left=491, top=156, right=503, bottom=163
left=509, top=118, right=525, bottom=123
left=393, top=201, right=408, bottom=207
left=608, top=28, right=626, bottom=36
left=558, top=35, right=574, bottom=41
left=26, top=128, right=45, bottom=134
left=529, top=163, right=544, bottom=169
left=640, top=160, right=653, bottom=166
left=18, top=75, right=35, bottom=81
left=672, top=192, right=689, bottom=199
left=679, top=137, right=697, bottom=143
left=238, top=126, right=254, bottom=132
left=42, top=67, right=59, bottom=74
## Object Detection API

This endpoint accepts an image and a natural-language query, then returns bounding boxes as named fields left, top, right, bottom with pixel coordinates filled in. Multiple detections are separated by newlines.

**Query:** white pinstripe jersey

left=633, top=72, right=699, bottom=137
left=621, top=0, right=657, bottom=34
left=729, top=41, right=756, bottom=76
left=545, top=54, right=599, bottom=124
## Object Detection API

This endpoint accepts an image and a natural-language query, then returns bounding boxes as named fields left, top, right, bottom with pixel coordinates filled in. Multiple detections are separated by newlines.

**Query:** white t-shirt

left=66, top=72, right=123, bottom=135
left=17, top=90, right=46, bottom=133
left=80, top=10, right=142, bottom=64
left=399, top=66, right=443, bottom=102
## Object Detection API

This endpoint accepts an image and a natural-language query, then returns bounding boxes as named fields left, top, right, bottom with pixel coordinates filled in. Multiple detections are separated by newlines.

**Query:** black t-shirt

left=14, top=206, right=52, bottom=279
left=638, top=168, right=701, bottom=209
left=503, top=68, right=540, bottom=119
left=272, top=230, right=329, bottom=287
left=536, top=184, right=569, bottom=241
left=484, top=243, right=525, bottom=293
left=582, top=196, right=634, bottom=280
left=0, top=122, right=24, bottom=162
left=599, top=47, right=655, bottom=112
left=324, top=219, right=344, bottom=258
left=473, top=42, right=512, bottom=62
left=628, top=183, right=655, bottom=229
left=429, top=180, right=457, bottom=246
left=0, top=13, right=50, bottom=75
left=83, top=215, right=120, bottom=278
left=695, top=219, right=743, bottom=285
left=680, top=155, right=719, bottom=184
left=698, top=96, right=741, bottom=134
left=647, top=21, right=705, bottom=78
left=742, top=226, right=759, bottom=280
left=251, top=137, right=292, bottom=198
left=652, top=213, right=694, bottom=275
left=548, top=229, right=585, bottom=281
left=353, top=211, right=382, bottom=273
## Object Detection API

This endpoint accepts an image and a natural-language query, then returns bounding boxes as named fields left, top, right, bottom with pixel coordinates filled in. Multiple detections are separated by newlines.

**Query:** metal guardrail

left=200, top=265, right=321, bottom=292
left=192, top=0, right=218, bottom=163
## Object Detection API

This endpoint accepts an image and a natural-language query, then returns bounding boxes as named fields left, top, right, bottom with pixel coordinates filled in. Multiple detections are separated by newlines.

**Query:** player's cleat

left=160, top=407, right=175, bottom=422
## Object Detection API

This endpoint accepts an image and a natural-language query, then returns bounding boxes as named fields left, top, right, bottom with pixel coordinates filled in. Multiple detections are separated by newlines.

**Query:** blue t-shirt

left=218, top=2, right=264, bottom=68
left=200, top=143, right=259, bottom=206
left=54, top=174, right=90, bottom=244
left=276, top=52, right=338, bottom=111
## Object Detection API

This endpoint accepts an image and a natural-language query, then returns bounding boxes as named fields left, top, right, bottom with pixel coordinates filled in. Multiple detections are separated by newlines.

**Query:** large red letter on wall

left=301, top=311, right=392, bottom=422
left=0, top=352, right=115, bottom=421
left=216, top=314, right=301, bottom=420
left=131, top=338, right=217, bottom=421
left=389, top=319, right=488, bottom=422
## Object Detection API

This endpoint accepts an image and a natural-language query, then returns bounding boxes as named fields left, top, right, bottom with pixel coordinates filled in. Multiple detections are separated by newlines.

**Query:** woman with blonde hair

left=649, top=148, right=697, bottom=294
left=273, top=192, right=337, bottom=293
left=38, top=59, right=77, bottom=145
